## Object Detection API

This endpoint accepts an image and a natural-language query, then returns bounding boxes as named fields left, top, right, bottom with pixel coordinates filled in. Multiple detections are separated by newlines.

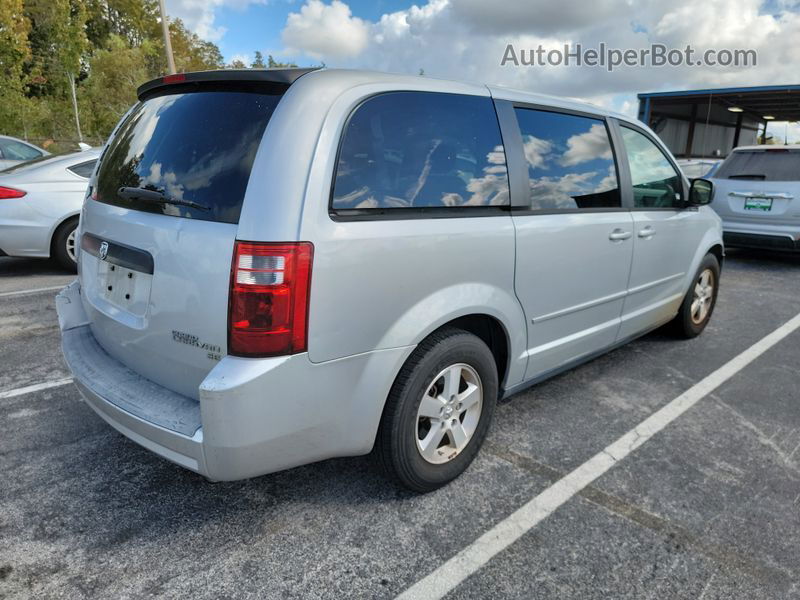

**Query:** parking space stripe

left=397, top=312, right=800, bottom=600
left=0, top=378, right=73, bottom=399
left=0, top=285, right=65, bottom=299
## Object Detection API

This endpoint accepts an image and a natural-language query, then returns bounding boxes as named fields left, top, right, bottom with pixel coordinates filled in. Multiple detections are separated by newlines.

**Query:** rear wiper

left=728, top=174, right=766, bottom=180
left=117, top=186, right=210, bottom=211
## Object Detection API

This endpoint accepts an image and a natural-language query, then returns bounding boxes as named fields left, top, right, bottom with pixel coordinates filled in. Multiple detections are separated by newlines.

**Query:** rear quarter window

left=68, top=160, right=97, bottom=179
left=94, top=90, right=283, bottom=224
left=331, top=92, right=509, bottom=213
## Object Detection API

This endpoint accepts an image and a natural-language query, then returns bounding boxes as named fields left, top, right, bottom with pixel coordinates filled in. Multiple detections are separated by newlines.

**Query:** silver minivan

left=57, top=68, right=723, bottom=492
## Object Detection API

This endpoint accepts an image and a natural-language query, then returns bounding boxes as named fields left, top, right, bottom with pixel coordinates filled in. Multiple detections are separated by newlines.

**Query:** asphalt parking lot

left=1, top=250, right=799, bottom=599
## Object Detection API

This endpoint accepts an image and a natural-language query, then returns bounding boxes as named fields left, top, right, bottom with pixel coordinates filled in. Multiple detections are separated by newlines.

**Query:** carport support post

left=732, top=112, right=743, bottom=148
left=684, top=103, right=697, bottom=157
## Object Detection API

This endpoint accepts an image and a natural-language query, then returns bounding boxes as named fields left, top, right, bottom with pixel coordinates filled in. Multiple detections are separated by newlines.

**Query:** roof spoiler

left=136, top=68, right=320, bottom=101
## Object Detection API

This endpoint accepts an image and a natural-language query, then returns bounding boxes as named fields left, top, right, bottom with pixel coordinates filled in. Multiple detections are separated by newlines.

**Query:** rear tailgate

left=78, top=75, right=293, bottom=400
left=711, top=148, right=800, bottom=223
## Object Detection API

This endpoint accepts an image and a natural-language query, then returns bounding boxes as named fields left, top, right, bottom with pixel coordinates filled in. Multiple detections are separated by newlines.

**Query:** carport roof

left=638, top=85, right=800, bottom=122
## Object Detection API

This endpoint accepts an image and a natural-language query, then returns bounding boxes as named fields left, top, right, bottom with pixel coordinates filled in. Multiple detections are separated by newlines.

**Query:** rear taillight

left=0, top=186, right=26, bottom=199
left=228, top=241, right=314, bottom=357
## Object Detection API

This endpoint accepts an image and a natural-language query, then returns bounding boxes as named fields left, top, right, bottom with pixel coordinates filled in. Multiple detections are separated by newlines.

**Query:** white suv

left=57, top=69, right=723, bottom=491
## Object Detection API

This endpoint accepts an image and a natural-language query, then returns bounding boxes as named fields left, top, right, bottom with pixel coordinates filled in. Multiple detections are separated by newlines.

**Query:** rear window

left=94, top=90, right=283, bottom=224
left=0, top=139, right=43, bottom=161
left=331, top=92, right=509, bottom=213
left=715, top=149, right=800, bottom=181
left=68, top=160, right=97, bottom=179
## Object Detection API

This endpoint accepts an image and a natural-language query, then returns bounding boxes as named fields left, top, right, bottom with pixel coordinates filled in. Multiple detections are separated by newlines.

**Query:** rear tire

left=671, top=253, right=720, bottom=338
left=376, top=327, right=498, bottom=493
left=52, top=218, right=78, bottom=272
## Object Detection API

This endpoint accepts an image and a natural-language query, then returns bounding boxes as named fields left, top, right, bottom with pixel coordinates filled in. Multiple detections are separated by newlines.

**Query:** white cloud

left=449, top=0, right=625, bottom=34
left=282, top=0, right=369, bottom=59
left=277, top=0, right=800, bottom=113
left=561, top=124, right=613, bottom=166
left=229, top=53, right=251, bottom=65
left=521, top=135, right=552, bottom=169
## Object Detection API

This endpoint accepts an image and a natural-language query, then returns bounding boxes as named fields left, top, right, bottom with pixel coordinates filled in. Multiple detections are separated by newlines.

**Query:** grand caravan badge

left=172, top=330, right=222, bottom=361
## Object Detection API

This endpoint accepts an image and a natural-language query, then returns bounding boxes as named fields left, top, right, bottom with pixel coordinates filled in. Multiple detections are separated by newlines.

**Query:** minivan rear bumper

left=56, top=281, right=411, bottom=481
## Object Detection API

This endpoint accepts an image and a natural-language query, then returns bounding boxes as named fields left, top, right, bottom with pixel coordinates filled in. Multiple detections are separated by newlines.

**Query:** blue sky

left=192, top=0, right=412, bottom=66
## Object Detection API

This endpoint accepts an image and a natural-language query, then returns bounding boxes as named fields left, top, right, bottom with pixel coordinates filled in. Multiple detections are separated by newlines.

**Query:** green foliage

left=267, top=54, right=297, bottom=68
left=0, top=1, right=310, bottom=144
left=0, top=0, right=227, bottom=144
left=79, top=34, right=155, bottom=138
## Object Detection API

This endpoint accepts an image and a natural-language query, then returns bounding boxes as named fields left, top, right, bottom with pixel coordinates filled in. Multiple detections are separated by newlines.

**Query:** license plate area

left=97, top=261, right=152, bottom=318
left=744, top=197, right=773, bottom=211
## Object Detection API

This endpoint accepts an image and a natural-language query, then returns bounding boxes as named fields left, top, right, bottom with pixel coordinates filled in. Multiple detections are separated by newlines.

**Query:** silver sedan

left=0, top=149, right=99, bottom=271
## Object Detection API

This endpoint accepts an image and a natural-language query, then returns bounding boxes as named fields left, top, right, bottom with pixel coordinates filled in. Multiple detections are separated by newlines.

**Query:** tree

left=0, top=0, right=312, bottom=146
left=267, top=54, right=297, bottom=68
left=167, top=18, right=224, bottom=72
left=0, top=0, right=31, bottom=136
left=84, top=0, right=161, bottom=49
left=80, top=34, right=155, bottom=138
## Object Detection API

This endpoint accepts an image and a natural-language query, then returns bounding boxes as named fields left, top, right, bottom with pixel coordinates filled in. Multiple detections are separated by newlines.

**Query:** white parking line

left=397, top=312, right=800, bottom=600
left=0, top=285, right=65, bottom=299
left=0, top=378, right=73, bottom=399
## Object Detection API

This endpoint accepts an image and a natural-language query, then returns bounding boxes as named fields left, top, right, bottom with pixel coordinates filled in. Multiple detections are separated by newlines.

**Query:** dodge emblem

left=99, top=241, right=109, bottom=260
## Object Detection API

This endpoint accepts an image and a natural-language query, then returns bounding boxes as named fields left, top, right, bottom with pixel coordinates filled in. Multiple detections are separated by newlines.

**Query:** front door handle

left=638, top=226, right=656, bottom=239
left=609, top=229, right=632, bottom=241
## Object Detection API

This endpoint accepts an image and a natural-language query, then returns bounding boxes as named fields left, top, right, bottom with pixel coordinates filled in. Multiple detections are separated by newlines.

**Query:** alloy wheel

left=415, top=363, right=483, bottom=465
left=690, top=268, right=715, bottom=325
left=66, top=229, right=77, bottom=263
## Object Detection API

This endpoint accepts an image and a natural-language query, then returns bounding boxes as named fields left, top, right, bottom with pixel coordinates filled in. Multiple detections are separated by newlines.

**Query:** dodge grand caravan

left=56, top=68, right=723, bottom=492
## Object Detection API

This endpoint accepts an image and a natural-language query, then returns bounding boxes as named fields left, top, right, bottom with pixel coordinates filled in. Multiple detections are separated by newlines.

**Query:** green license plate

left=744, top=197, right=773, bottom=211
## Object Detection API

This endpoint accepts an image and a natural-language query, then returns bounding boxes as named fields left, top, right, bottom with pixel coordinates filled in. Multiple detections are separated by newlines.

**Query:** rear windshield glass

left=715, top=149, right=800, bottom=181
left=94, top=90, right=283, bottom=223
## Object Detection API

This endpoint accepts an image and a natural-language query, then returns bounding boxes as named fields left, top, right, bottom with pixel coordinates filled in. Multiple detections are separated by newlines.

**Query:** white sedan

left=0, top=149, right=99, bottom=271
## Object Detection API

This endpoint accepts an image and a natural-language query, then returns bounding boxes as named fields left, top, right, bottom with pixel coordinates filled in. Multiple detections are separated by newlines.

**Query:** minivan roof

left=136, top=67, right=632, bottom=124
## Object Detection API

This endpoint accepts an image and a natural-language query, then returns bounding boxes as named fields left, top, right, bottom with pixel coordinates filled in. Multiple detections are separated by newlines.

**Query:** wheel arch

left=48, top=212, right=80, bottom=257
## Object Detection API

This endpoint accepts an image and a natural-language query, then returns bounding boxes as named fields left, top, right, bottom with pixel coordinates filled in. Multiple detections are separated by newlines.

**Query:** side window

left=620, top=126, right=683, bottom=208
left=514, top=108, right=620, bottom=210
left=0, top=140, right=43, bottom=161
left=331, top=92, right=509, bottom=211
left=68, top=160, right=97, bottom=179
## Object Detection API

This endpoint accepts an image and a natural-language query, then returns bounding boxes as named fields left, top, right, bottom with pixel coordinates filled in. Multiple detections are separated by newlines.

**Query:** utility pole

left=67, top=72, right=83, bottom=142
left=158, top=0, right=177, bottom=74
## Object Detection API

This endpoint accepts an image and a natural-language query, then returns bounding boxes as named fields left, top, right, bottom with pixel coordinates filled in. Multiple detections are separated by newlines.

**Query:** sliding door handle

left=638, top=226, right=656, bottom=239
left=609, top=229, right=632, bottom=241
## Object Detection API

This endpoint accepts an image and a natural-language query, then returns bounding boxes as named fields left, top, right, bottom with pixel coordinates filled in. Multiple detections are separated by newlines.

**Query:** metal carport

left=638, top=85, right=800, bottom=158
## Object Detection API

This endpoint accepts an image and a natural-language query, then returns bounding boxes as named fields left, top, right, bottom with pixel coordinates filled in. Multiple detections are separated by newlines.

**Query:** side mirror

left=689, top=178, right=714, bottom=206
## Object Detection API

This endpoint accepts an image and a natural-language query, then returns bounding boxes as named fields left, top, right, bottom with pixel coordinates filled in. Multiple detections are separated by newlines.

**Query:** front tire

left=52, top=218, right=78, bottom=272
left=672, top=253, right=720, bottom=338
left=376, top=327, right=498, bottom=493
